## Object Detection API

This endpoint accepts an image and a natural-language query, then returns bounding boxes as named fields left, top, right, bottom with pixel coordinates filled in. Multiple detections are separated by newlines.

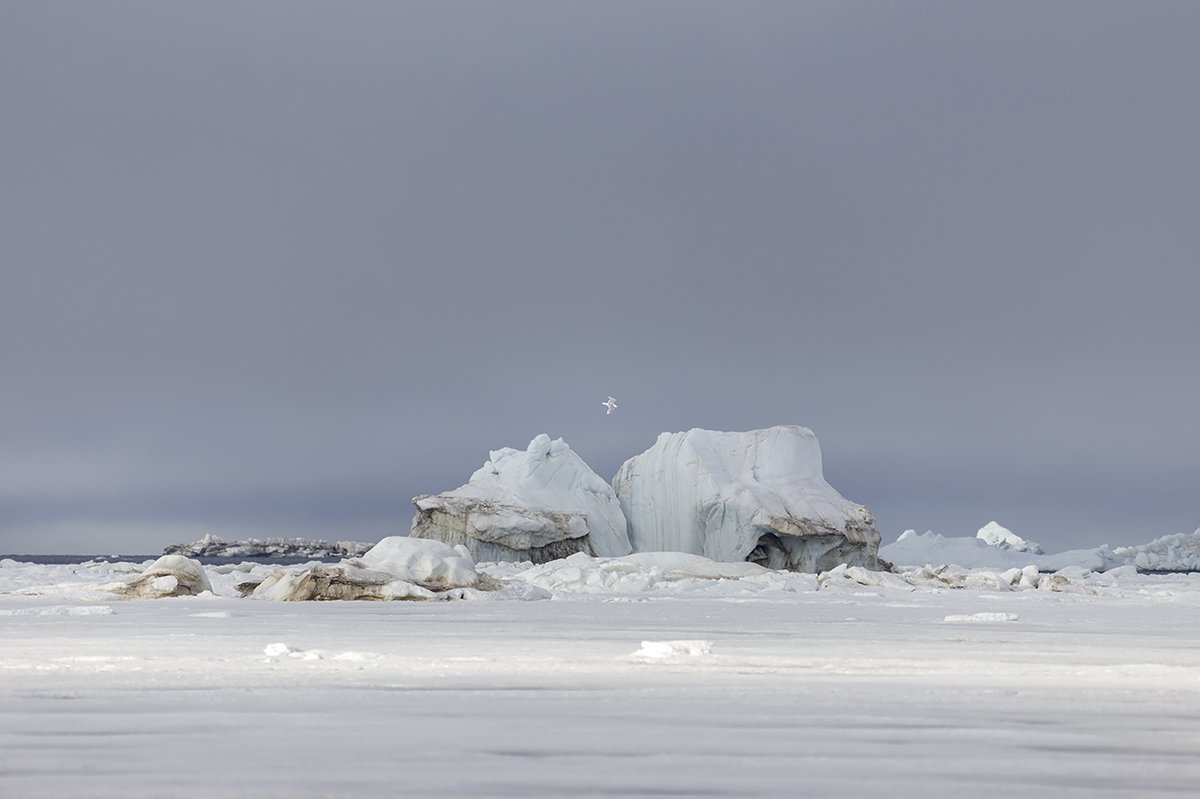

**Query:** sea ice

left=3, top=556, right=1198, bottom=799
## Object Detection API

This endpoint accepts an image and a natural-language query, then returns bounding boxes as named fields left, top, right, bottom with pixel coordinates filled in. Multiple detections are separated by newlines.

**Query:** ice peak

left=976, top=521, right=1044, bottom=555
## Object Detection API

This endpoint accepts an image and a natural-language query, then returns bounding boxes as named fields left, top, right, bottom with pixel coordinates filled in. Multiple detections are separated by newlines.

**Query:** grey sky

left=2, top=1, right=1197, bottom=554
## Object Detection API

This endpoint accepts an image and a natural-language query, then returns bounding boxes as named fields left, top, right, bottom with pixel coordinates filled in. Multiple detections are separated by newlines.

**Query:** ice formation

left=111, top=555, right=213, bottom=598
left=976, top=521, right=1043, bottom=554
left=247, top=537, right=481, bottom=601
left=1114, top=528, right=1200, bottom=572
left=410, top=434, right=632, bottom=563
left=612, top=426, right=879, bottom=571
left=164, top=533, right=373, bottom=559
left=882, top=530, right=1119, bottom=572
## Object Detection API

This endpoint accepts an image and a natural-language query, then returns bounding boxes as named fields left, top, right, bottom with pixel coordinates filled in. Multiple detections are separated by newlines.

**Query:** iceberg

left=410, top=434, right=632, bottom=563
left=612, top=426, right=880, bottom=571
left=976, top=521, right=1043, bottom=554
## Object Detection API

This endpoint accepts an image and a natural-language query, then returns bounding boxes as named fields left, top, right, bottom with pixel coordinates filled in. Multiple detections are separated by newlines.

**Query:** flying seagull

left=602, top=396, right=618, bottom=415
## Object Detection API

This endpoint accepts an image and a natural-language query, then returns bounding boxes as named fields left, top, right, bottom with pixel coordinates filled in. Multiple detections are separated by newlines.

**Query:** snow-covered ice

left=107, top=554, right=213, bottom=598
left=2, top=551, right=1199, bottom=797
left=247, top=537, right=483, bottom=601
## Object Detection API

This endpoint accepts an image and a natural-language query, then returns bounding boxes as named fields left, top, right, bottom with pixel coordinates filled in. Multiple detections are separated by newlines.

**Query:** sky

left=2, top=1, right=1197, bottom=555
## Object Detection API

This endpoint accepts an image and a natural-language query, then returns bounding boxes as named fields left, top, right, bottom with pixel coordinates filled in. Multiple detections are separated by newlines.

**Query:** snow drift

left=612, top=426, right=880, bottom=571
left=410, top=434, right=632, bottom=563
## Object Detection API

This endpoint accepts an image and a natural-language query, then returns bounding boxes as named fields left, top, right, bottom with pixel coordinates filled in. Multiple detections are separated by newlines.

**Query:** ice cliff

left=410, top=434, right=633, bottom=563
left=612, top=426, right=880, bottom=571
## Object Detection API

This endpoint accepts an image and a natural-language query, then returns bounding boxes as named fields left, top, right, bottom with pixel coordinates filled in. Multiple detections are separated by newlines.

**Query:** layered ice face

left=410, top=434, right=632, bottom=563
left=612, top=426, right=880, bottom=571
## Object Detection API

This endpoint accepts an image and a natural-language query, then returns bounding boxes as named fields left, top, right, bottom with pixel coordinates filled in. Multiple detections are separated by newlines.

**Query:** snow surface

left=411, top=434, right=632, bottom=561
left=3, top=550, right=1200, bottom=797
left=613, top=426, right=879, bottom=571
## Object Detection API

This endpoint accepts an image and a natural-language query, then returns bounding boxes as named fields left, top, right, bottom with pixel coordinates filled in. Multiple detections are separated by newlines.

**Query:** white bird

left=602, top=396, right=618, bottom=415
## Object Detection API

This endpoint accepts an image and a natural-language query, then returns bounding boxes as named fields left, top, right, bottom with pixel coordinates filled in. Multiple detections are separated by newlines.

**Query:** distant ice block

left=164, top=533, right=373, bottom=559
left=976, top=521, right=1044, bottom=554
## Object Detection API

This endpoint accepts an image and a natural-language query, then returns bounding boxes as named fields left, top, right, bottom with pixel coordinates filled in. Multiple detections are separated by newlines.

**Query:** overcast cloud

left=2, top=1, right=1197, bottom=554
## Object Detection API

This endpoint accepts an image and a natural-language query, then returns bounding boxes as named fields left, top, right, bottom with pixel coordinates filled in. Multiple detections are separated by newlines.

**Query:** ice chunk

left=248, top=537, right=485, bottom=601
left=351, top=536, right=479, bottom=590
left=943, top=612, right=1020, bottom=623
left=633, top=640, right=714, bottom=658
left=111, top=555, right=213, bottom=598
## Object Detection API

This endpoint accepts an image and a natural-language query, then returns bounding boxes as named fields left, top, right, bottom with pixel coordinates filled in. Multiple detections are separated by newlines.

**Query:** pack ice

left=410, top=434, right=632, bottom=563
left=613, top=426, right=880, bottom=571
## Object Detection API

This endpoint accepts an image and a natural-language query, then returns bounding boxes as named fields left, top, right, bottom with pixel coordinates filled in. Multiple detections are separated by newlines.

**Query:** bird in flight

left=602, top=396, right=618, bottom=415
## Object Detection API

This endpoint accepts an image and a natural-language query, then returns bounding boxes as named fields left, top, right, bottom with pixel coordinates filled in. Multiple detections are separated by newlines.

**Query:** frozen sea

left=2, top=555, right=1199, bottom=798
